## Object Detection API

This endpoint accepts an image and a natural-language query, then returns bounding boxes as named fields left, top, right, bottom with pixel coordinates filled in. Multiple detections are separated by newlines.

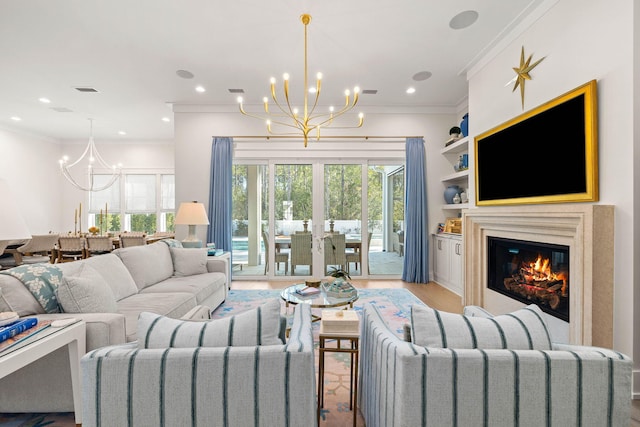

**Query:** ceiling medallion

left=512, top=46, right=545, bottom=109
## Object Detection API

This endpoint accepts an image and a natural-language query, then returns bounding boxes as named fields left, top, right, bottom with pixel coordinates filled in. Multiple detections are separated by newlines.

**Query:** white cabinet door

left=449, top=239, right=463, bottom=295
left=432, top=234, right=463, bottom=296
left=433, top=235, right=451, bottom=285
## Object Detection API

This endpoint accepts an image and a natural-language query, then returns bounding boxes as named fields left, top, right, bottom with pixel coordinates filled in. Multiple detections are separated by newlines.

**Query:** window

left=89, top=173, right=174, bottom=233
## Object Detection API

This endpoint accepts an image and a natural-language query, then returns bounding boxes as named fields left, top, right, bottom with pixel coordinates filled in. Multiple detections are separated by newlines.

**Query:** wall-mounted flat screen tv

left=475, top=80, right=598, bottom=206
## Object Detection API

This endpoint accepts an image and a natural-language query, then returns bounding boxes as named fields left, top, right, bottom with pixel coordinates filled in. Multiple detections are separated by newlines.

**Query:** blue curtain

left=207, top=137, right=233, bottom=259
left=402, top=137, right=429, bottom=283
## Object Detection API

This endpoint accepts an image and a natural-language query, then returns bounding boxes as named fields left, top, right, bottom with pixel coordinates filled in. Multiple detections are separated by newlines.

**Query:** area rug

left=212, top=288, right=424, bottom=426
left=0, top=287, right=424, bottom=427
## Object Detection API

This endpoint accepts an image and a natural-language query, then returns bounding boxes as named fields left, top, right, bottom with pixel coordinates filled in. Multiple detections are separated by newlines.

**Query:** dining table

left=274, top=234, right=361, bottom=253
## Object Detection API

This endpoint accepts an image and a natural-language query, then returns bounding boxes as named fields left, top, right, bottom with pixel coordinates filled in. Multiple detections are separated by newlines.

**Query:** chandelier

left=237, top=14, right=364, bottom=147
left=58, top=118, right=122, bottom=191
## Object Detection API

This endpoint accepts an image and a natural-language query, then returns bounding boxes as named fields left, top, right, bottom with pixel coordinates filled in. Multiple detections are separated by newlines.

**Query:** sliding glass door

left=232, top=159, right=404, bottom=279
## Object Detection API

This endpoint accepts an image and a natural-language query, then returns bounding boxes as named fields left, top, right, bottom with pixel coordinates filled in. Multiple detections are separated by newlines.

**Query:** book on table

left=0, top=319, right=54, bottom=355
left=0, top=317, right=38, bottom=343
left=296, top=286, right=321, bottom=297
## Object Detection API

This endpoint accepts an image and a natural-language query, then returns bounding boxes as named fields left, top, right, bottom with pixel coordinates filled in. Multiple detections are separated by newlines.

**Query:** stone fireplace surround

left=462, top=205, right=614, bottom=347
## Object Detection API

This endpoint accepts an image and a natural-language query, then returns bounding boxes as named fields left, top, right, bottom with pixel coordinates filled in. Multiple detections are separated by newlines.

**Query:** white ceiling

left=0, top=0, right=544, bottom=141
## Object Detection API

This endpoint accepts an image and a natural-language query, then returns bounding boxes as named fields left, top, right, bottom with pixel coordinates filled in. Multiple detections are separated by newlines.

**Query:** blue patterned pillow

left=160, top=239, right=183, bottom=248
left=0, top=264, right=62, bottom=313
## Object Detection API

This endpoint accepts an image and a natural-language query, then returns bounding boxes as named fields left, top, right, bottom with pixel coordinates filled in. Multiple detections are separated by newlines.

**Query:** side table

left=317, top=325, right=359, bottom=427
left=207, top=250, right=232, bottom=288
left=0, top=320, right=86, bottom=426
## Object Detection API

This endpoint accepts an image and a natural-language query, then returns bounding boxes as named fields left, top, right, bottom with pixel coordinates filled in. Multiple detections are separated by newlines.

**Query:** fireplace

left=487, top=237, right=569, bottom=321
left=462, top=205, right=614, bottom=346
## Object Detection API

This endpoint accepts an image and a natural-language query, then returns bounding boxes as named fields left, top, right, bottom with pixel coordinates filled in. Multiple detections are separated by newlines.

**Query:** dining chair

left=346, top=231, right=371, bottom=274
left=262, top=231, right=289, bottom=275
left=84, top=236, right=114, bottom=257
left=290, top=233, right=313, bottom=276
left=324, top=233, right=346, bottom=274
left=57, top=236, right=86, bottom=263
left=119, top=234, right=147, bottom=248
left=15, top=234, right=60, bottom=264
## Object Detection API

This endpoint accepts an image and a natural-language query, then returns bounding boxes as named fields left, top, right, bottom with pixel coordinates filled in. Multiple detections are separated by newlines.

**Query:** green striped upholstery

left=411, top=303, right=553, bottom=350
left=138, top=298, right=283, bottom=348
left=359, top=303, right=632, bottom=427
left=82, top=303, right=316, bottom=427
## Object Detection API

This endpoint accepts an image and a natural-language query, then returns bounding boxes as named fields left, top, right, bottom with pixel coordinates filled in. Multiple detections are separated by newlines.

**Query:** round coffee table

left=280, top=283, right=359, bottom=323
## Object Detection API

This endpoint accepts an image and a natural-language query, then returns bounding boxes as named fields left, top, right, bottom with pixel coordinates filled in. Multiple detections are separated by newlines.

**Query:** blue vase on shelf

left=444, top=185, right=460, bottom=204
left=460, top=113, right=469, bottom=137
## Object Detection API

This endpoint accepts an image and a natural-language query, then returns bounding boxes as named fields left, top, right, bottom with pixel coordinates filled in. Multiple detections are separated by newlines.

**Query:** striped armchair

left=359, top=303, right=632, bottom=427
left=82, top=304, right=317, bottom=427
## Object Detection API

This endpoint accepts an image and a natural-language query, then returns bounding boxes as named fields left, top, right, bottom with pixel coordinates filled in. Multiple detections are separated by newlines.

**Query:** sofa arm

left=28, top=312, right=126, bottom=351
left=82, top=304, right=316, bottom=427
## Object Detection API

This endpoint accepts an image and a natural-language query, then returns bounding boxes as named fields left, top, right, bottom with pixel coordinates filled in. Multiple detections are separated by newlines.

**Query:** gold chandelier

left=237, top=14, right=364, bottom=147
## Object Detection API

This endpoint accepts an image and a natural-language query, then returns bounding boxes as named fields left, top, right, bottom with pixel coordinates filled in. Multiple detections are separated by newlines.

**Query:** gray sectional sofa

left=0, top=240, right=229, bottom=412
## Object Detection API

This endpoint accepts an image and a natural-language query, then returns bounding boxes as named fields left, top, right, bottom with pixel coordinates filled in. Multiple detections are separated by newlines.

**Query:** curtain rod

left=214, top=135, right=423, bottom=140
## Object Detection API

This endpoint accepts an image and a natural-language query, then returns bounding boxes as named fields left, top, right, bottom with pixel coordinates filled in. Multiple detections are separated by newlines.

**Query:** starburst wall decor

left=512, top=46, right=545, bottom=109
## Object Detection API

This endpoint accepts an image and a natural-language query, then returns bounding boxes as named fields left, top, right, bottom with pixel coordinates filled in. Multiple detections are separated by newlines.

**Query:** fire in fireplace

left=487, top=237, right=569, bottom=321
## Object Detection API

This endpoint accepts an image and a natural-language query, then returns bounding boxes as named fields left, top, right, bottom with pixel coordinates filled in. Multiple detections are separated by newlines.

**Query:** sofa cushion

left=79, top=254, right=138, bottom=301
left=138, top=273, right=225, bottom=305
left=114, top=242, right=174, bottom=290
left=138, top=298, right=283, bottom=349
left=117, top=292, right=197, bottom=342
left=170, top=247, right=208, bottom=277
left=410, top=304, right=552, bottom=350
left=56, top=263, right=118, bottom=313
left=0, top=273, right=47, bottom=316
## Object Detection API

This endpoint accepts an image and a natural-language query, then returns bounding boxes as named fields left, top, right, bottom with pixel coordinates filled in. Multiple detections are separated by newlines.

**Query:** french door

left=231, top=159, right=404, bottom=280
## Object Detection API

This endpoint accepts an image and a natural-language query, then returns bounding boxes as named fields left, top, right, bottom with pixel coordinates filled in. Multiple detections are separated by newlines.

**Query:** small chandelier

left=237, top=14, right=364, bottom=147
left=59, top=118, right=122, bottom=192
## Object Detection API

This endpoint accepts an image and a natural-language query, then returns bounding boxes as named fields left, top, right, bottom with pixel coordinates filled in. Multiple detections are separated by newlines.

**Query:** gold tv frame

left=474, top=80, right=598, bottom=206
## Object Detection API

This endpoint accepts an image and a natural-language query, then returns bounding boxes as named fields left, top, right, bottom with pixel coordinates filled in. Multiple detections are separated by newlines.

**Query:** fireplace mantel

left=462, top=205, right=614, bottom=347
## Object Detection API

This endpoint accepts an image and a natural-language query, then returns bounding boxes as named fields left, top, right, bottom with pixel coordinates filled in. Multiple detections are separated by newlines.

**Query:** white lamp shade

left=175, top=201, right=210, bottom=225
left=175, top=201, right=209, bottom=248
left=0, top=180, right=30, bottom=240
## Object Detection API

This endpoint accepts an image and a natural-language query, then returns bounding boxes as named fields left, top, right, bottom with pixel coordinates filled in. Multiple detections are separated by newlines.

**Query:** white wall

left=466, top=0, right=634, bottom=360
left=0, top=126, right=63, bottom=234
left=173, top=110, right=457, bottom=244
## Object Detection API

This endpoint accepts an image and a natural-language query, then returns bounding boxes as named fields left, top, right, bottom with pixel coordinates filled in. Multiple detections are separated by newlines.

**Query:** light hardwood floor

left=232, top=279, right=639, bottom=425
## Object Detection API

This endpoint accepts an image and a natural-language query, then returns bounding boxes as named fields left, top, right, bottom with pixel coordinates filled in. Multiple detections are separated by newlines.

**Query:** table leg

left=68, top=331, right=85, bottom=426
left=317, top=337, right=325, bottom=425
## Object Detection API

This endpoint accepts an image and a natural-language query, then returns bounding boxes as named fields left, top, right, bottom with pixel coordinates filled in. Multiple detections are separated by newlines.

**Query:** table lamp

left=175, top=201, right=210, bottom=248
left=0, top=179, right=31, bottom=241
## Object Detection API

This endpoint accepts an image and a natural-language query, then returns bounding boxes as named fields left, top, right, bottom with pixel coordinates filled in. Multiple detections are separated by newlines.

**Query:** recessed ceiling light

left=176, top=69, right=195, bottom=79
left=449, top=10, right=479, bottom=30
left=118, top=131, right=127, bottom=135
left=39, top=97, right=51, bottom=104
left=412, top=71, right=432, bottom=81
left=362, top=89, right=378, bottom=95
left=10, top=116, right=21, bottom=121
left=74, top=87, right=99, bottom=93
left=195, top=86, right=206, bottom=93
left=162, top=117, right=171, bottom=123
left=406, top=87, right=416, bottom=94
left=228, top=89, right=245, bottom=94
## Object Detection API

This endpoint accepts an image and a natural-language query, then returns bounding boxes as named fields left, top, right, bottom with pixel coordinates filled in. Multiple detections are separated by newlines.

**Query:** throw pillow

left=56, top=263, right=118, bottom=313
left=410, top=304, right=552, bottom=350
left=138, top=298, right=283, bottom=348
left=170, top=247, right=208, bottom=277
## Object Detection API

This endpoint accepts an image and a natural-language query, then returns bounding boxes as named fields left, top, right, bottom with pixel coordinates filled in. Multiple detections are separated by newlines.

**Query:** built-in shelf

left=441, top=169, right=469, bottom=183
left=440, top=136, right=469, bottom=156
left=442, top=203, right=469, bottom=210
